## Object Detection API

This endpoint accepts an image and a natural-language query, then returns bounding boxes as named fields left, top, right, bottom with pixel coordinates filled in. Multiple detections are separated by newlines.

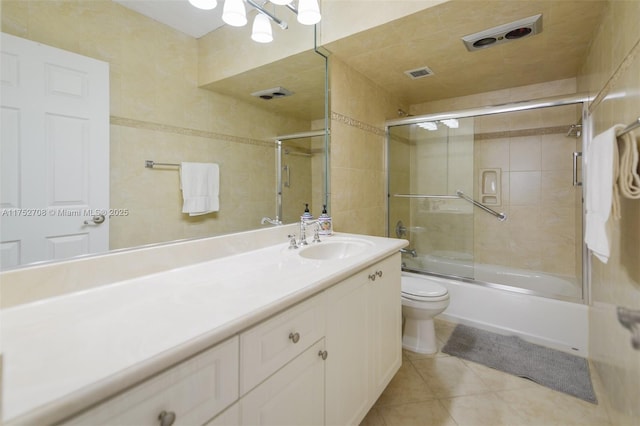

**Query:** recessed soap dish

left=479, top=168, right=501, bottom=205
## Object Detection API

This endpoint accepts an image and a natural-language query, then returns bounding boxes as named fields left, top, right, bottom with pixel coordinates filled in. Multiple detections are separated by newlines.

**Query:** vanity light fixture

left=190, top=0, right=321, bottom=43
left=251, top=13, right=274, bottom=43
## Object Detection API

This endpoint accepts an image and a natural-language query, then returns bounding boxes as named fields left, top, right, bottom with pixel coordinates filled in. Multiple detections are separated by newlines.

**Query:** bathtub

left=403, top=253, right=581, bottom=299
left=402, top=270, right=589, bottom=357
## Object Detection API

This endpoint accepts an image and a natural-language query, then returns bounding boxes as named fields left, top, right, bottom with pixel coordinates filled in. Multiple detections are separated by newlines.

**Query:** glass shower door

left=388, top=117, right=476, bottom=280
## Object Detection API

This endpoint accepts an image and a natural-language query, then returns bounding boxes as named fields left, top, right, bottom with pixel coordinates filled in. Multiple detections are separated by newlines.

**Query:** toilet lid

left=401, top=276, right=448, bottom=299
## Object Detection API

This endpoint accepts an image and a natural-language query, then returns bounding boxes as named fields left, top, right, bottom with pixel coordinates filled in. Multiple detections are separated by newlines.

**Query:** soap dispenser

left=301, top=203, right=313, bottom=222
left=318, top=204, right=332, bottom=236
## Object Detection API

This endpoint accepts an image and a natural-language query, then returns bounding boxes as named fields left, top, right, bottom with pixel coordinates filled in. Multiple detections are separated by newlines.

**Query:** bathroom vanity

left=0, top=225, right=407, bottom=425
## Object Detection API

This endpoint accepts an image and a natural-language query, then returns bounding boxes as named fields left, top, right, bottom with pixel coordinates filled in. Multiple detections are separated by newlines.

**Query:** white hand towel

left=180, top=162, right=219, bottom=216
left=584, top=125, right=624, bottom=263
left=617, top=130, right=640, bottom=199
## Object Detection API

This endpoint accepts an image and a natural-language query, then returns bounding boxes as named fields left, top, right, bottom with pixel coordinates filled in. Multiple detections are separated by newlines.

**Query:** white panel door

left=0, top=33, right=109, bottom=267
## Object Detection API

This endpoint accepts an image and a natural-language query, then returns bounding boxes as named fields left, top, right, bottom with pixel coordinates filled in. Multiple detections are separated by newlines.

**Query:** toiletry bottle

left=318, top=204, right=332, bottom=235
left=301, top=203, right=313, bottom=222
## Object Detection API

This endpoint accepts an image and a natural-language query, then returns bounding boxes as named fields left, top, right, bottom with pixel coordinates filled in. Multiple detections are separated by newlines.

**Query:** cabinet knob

left=289, top=332, right=300, bottom=343
left=376, top=270, right=383, bottom=278
left=318, top=350, right=328, bottom=360
left=158, top=410, right=176, bottom=426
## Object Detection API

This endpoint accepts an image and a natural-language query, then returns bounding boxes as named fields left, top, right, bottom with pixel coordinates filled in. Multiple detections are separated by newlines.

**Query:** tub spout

left=400, top=248, right=417, bottom=257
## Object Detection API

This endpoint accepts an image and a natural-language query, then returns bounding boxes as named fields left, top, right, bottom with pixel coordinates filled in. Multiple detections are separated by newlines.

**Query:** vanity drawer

left=61, top=336, right=239, bottom=426
left=240, top=293, right=326, bottom=394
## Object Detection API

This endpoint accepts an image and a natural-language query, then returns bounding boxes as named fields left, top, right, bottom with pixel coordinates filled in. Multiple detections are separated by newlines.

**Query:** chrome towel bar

left=145, top=160, right=180, bottom=168
left=618, top=117, right=640, bottom=137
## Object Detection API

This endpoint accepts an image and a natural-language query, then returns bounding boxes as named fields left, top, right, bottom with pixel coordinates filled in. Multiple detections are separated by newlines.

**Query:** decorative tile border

left=331, top=111, right=386, bottom=137
left=589, top=36, right=640, bottom=113
left=110, top=116, right=274, bottom=148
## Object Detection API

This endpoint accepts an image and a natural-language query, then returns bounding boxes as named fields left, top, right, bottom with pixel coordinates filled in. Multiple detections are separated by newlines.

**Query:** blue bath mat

left=442, top=324, right=597, bottom=403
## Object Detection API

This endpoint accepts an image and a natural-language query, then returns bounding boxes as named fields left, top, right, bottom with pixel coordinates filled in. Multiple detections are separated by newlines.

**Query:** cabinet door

left=324, top=271, right=370, bottom=426
left=241, top=339, right=326, bottom=426
left=368, top=253, right=403, bottom=398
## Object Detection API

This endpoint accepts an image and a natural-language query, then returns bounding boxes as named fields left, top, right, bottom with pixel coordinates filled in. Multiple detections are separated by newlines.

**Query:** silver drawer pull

left=158, top=410, right=176, bottom=426
left=289, top=332, right=300, bottom=343
left=376, top=270, right=383, bottom=278
left=318, top=350, right=328, bottom=360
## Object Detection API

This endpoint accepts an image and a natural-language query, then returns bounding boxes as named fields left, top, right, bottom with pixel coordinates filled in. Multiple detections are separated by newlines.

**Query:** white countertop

left=1, top=232, right=406, bottom=425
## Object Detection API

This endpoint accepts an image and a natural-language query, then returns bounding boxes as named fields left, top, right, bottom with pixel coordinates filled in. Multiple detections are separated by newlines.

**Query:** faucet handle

left=312, top=224, right=322, bottom=243
left=288, top=234, right=298, bottom=249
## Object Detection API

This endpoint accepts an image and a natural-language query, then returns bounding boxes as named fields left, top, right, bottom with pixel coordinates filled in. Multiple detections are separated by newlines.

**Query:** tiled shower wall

left=472, top=104, right=581, bottom=279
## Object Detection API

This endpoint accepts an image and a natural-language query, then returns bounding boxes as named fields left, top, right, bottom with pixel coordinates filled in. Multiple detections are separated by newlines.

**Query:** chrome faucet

left=261, top=216, right=282, bottom=226
left=299, top=220, right=320, bottom=246
left=400, top=247, right=417, bottom=257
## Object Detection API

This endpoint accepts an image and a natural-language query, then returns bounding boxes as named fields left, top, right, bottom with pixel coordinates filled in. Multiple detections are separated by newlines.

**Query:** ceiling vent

left=404, top=66, right=435, bottom=80
left=250, top=86, right=294, bottom=100
left=461, top=14, right=543, bottom=52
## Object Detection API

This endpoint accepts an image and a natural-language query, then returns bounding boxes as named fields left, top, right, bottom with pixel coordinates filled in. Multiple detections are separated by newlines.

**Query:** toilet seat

left=401, top=276, right=449, bottom=302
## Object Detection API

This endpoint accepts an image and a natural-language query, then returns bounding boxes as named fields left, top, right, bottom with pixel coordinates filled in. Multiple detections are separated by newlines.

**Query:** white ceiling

left=114, top=0, right=225, bottom=38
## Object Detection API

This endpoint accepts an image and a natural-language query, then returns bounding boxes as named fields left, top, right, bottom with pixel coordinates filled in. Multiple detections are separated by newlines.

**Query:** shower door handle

left=573, top=152, right=582, bottom=186
left=284, top=164, right=291, bottom=188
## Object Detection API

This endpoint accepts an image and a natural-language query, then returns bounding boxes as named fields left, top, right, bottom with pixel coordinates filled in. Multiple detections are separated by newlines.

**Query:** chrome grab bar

left=392, top=192, right=507, bottom=222
left=455, top=190, right=507, bottom=221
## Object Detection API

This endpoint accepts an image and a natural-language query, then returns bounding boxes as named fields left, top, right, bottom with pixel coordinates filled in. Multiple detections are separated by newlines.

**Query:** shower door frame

left=274, top=129, right=328, bottom=223
left=385, top=93, right=592, bottom=304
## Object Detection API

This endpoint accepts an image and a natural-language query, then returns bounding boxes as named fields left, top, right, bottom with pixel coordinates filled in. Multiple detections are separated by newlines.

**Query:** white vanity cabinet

left=325, top=253, right=402, bottom=426
left=56, top=252, right=401, bottom=426
left=60, top=336, right=239, bottom=426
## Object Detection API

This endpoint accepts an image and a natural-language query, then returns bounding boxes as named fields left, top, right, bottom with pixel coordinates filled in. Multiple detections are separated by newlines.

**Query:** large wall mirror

left=1, top=0, right=328, bottom=269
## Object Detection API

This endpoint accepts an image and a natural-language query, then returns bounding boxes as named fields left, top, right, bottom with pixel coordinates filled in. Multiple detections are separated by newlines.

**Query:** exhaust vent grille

left=462, top=14, right=543, bottom=52
left=250, top=86, right=294, bottom=100
left=404, top=66, right=435, bottom=80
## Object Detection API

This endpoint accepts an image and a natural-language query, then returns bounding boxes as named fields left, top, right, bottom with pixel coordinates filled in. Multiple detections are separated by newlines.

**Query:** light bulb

left=188, top=0, right=218, bottom=10
left=297, top=0, right=321, bottom=25
left=251, top=14, right=273, bottom=43
left=222, top=0, right=247, bottom=27
left=269, top=0, right=292, bottom=5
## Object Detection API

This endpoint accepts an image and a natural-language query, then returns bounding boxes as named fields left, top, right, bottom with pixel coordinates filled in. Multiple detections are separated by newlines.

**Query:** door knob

left=84, top=214, right=105, bottom=225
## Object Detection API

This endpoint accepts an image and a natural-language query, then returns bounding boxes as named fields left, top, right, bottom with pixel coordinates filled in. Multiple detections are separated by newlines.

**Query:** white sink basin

left=298, top=239, right=373, bottom=260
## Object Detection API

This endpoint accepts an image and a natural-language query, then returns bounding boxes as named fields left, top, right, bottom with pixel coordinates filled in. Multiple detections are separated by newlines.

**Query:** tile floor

left=361, top=320, right=613, bottom=426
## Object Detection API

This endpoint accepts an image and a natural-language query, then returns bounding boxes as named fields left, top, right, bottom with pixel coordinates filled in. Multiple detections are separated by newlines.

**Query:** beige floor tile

left=496, top=385, right=612, bottom=426
left=440, top=392, right=529, bottom=426
left=411, top=356, right=491, bottom=398
left=359, top=407, right=386, bottom=426
left=374, top=360, right=437, bottom=407
left=377, top=400, right=457, bottom=426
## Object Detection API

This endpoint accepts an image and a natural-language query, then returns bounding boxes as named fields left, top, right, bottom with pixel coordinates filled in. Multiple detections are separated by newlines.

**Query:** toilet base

left=402, top=317, right=437, bottom=354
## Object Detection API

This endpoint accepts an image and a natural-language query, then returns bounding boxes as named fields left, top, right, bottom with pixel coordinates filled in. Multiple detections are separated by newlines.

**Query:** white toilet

left=401, top=274, right=450, bottom=354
